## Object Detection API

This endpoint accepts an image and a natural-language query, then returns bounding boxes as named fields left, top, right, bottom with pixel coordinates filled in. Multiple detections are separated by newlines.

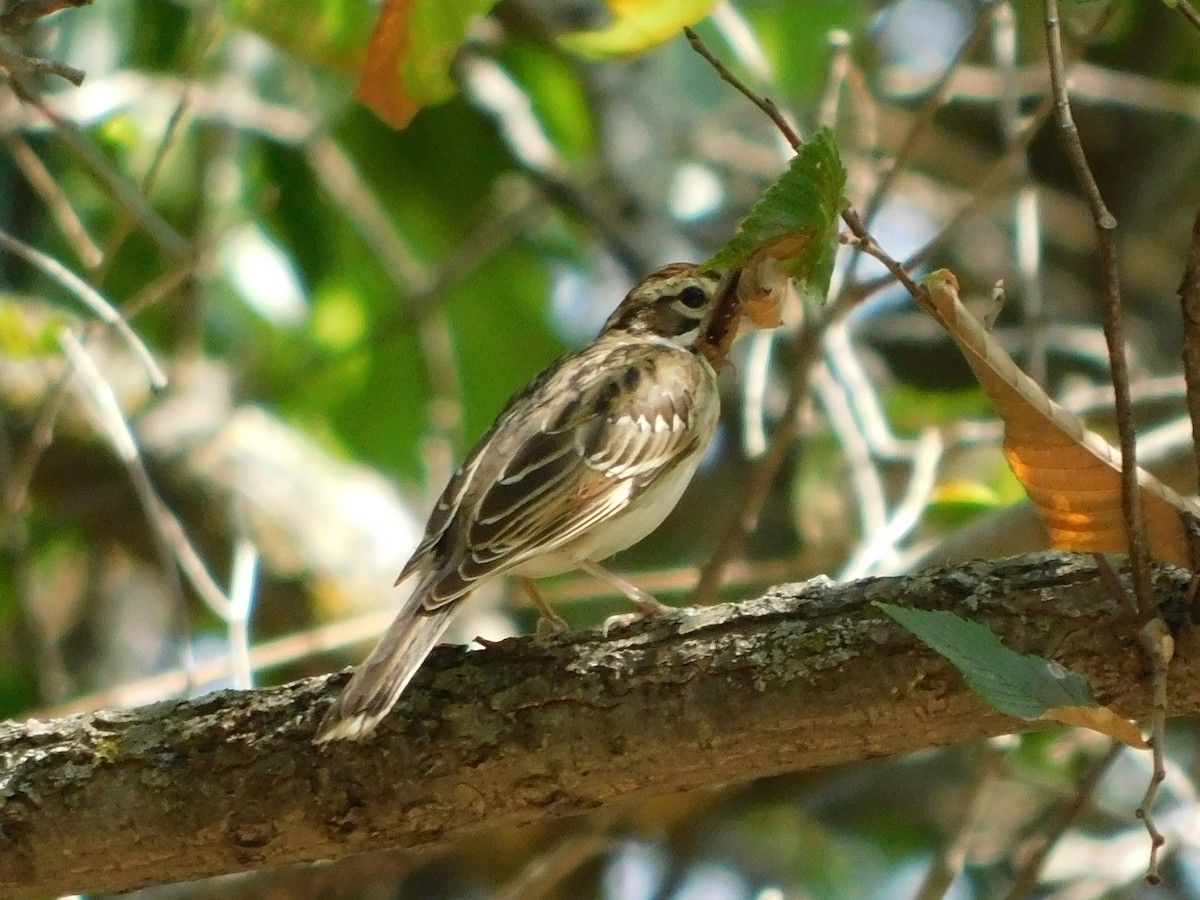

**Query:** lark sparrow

left=317, top=262, right=781, bottom=742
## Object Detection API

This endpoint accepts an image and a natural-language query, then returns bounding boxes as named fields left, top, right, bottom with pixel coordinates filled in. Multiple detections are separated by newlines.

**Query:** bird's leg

left=519, top=577, right=570, bottom=636
left=576, top=559, right=672, bottom=633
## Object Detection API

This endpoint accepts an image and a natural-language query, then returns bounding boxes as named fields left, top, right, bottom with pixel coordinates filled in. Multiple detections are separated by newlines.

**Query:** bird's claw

left=535, top=612, right=570, bottom=638
left=601, top=598, right=672, bottom=636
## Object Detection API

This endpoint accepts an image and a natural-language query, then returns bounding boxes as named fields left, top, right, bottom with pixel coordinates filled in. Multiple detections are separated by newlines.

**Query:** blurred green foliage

left=5, top=0, right=1200, bottom=896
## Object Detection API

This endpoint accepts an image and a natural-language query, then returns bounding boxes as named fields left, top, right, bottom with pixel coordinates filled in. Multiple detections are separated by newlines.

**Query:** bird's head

left=601, top=262, right=785, bottom=368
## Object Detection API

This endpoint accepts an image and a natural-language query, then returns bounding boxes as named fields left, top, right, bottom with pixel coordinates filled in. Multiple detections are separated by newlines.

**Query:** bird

left=316, top=261, right=781, bottom=742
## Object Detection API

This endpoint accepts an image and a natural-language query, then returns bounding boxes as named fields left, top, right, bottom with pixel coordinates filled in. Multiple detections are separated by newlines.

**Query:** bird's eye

left=677, top=286, right=709, bottom=309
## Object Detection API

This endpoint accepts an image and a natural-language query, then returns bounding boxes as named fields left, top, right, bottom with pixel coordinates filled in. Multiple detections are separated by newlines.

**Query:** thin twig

left=0, top=229, right=167, bottom=387
left=0, top=366, right=70, bottom=543
left=683, top=26, right=802, bottom=149
left=824, top=321, right=918, bottom=459
left=58, top=329, right=190, bottom=648
left=685, top=28, right=924, bottom=601
left=812, top=362, right=889, bottom=546
left=840, top=428, right=943, bottom=580
left=1, top=130, right=102, bottom=268
left=18, top=55, right=84, bottom=85
left=1092, top=553, right=1139, bottom=618
left=378, top=178, right=544, bottom=331
left=1135, top=617, right=1172, bottom=884
left=843, top=97, right=1049, bottom=301
left=1177, top=208, right=1200, bottom=505
left=123, top=259, right=196, bottom=320
left=840, top=35, right=879, bottom=152
left=0, top=36, right=191, bottom=261
left=862, top=4, right=995, bottom=226
left=1042, top=0, right=1154, bottom=618
left=304, top=134, right=464, bottom=462
left=492, top=828, right=615, bottom=900
left=91, top=68, right=197, bottom=289
left=816, top=30, right=852, bottom=130
left=840, top=208, right=922, bottom=295
left=913, top=743, right=1005, bottom=900
left=304, top=135, right=431, bottom=294
left=1175, top=0, right=1200, bottom=34
left=57, top=330, right=232, bottom=623
left=0, top=0, right=90, bottom=31
left=1005, top=741, right=1123, bottom=899
left=846, top=5, right=1112, bottom=303
left=994, top=2, right=1048, bottom=387
left=227, top=536, right=259, bottom=690
left=739, top=328, right=774, bottom=457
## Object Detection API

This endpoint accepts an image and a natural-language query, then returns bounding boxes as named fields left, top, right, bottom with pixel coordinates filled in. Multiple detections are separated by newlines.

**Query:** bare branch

left=1178, top=208, right=1200, bottom=505
left=1135, top=618, right=1172, bottom=884
left=683, top=26, right=801, bottom=150
left=0, top=0, right=91, bottom=32
left=0, top=552, right=1192, bottom=898
left=1005, top=741, right=1123, bottom=898
left=0, top=229, right=167, bottom=388
left=1175, top=0, right=1200, bottom=35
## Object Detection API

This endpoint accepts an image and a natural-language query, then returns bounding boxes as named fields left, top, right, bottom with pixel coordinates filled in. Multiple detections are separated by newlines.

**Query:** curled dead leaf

left=920, top=270, right=1200, bottom=568
left=738, top=253, right=788, bottom=328
left=700, top=254, right=788, bottom=370
left=1040, top=704, right=1148, bottom=749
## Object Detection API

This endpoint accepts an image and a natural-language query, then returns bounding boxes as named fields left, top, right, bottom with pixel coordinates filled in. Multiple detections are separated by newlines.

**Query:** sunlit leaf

left=559, top=0, right=717, bottom=59
left=356, top=0, right=503, bottom=129
left=921, top=270, right=1200, bottom=567
left=704, top=128, right=846, bottom=299
left=931, top=479, right=1001, bottom=509
left=224, top=0, right=375, bottom=73
left=0, top=302, right=67, bottom=358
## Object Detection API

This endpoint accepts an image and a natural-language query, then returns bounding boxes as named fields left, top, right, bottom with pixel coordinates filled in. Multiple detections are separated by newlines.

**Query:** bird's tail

left=315, top=593, right=457, bottom=743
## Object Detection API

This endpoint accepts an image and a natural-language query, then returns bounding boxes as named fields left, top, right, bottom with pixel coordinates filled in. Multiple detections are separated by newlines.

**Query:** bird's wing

left=416, top=341, right=714, bottom=609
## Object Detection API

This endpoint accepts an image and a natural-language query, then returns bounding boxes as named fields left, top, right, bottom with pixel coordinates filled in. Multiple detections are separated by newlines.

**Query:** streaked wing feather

left=466, top=358, right=702, bottom=563
left=415, top=343, right=708, bottom=610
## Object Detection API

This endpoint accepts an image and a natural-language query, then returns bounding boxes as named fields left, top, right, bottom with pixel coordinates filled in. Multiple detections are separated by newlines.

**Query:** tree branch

left=0, top=552, right=1193, bottom=898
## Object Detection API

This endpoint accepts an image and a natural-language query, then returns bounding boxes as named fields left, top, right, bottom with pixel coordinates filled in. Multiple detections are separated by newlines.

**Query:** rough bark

left=0, top=552, right=1194, bottom=898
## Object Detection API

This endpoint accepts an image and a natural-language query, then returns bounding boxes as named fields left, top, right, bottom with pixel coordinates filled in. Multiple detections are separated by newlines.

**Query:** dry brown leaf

left=700, top=256, right=788, bottom=371
left=738, top=253, right=788, bottom=328
left=1040, top=704, right=1148, bottom=748
left=922, top=271, right=1200, bottom=567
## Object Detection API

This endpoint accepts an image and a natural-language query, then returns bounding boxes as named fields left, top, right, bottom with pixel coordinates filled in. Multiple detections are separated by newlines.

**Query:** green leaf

left=559, top=0, right=717, bottom=59
left=703, top=128, right=846, bottom=298
left=356, top=0, right=503, bottom=127
left=400, top=0, right=502, bottom=105
left=874, top=602, right=1096, bottom=719
left=223, top=0, right=375, bottom=73
left=0, top=302, right=67, bottom=358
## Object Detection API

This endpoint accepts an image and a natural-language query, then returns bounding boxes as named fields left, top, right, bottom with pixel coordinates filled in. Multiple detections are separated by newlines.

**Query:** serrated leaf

left=875, top=601, right=1096, bottom=718
left=703, top=128, right=846, bottom=298
left=356, top=0, right=503, bottom=129
left=559, top=0, right=717, bottom=59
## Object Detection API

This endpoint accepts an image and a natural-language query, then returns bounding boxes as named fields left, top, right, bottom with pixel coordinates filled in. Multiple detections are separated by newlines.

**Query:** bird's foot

left=535, top=610, right=571, bottom=637
left=602, top=596, right=672, bottom=636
